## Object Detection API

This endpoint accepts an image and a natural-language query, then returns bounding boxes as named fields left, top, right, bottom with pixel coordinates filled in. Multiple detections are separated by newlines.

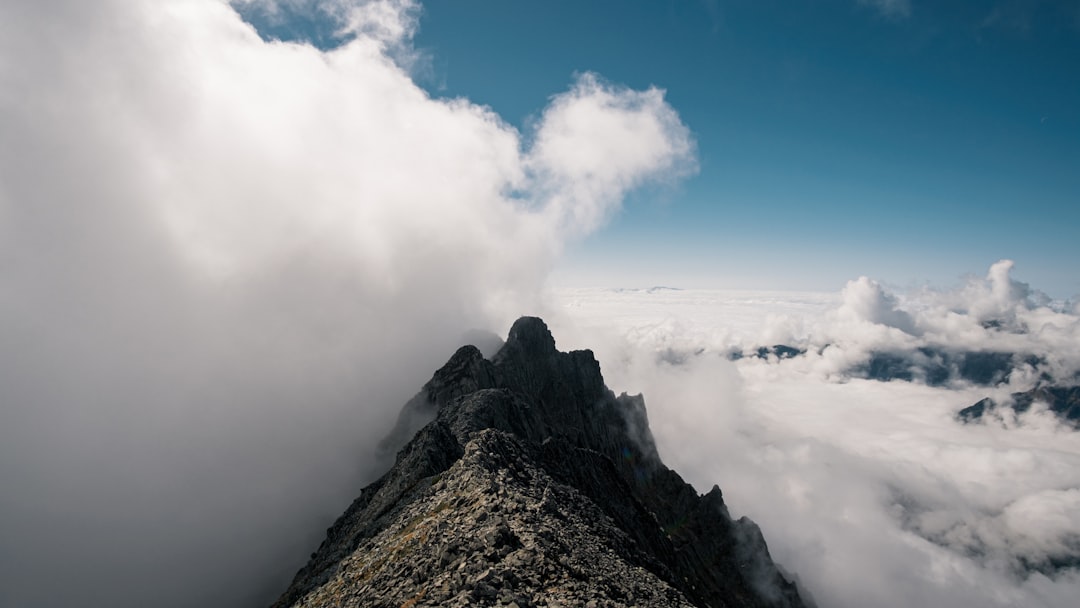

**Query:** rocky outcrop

left=725, top=343, right=1040, bottom=388
left=857, top=349, right=1042, bottom=386
left=958, top=385, right=1080, bottom=429
left=272, top=317, right=807, bottom=608
left=727, top=345, right=805, bottom=362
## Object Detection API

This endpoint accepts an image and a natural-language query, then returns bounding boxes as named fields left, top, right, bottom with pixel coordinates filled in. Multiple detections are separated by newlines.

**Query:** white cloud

left=838, top=275, right=920, bottom=335
left=0, top=1, right=693, bottom=606
left=546, top=262, right=1080, bottom=608
left=529, top=73, right=696, bottom=235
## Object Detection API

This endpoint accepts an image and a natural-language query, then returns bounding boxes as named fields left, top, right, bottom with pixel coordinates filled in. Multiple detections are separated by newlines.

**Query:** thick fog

left=0, top=1, right=693, bottom=606
left=546, top=262, right=1080, bottom=608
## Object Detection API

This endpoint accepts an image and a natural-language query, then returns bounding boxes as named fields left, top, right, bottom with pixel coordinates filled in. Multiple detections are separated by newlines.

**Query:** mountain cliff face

left=272, top=317, right=807, bottom=608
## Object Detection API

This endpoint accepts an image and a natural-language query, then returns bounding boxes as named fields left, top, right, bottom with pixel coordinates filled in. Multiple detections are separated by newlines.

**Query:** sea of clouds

left=2, top=1, right=1077, bottom=608
left=542, top=262, right=1080, bottom=608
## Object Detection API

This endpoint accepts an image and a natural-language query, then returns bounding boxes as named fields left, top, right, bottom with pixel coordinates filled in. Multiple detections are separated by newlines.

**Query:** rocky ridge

left=272, top=317, right=806, bottom=608
left=958, top=385, right=1080, bottom=429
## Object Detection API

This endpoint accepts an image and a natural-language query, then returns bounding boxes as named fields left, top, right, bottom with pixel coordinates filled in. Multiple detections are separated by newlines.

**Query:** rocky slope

left=959, top=385, right=1080, bottom=429
left=272, top=317, right=807, bottom=608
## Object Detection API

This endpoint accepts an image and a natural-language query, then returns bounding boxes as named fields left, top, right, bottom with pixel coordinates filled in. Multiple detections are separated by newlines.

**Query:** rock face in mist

left=858, top=349, right=1042, bottom=386
left=727, top=345, right=805, bottom=362
left=272, top=317, right=806, bottom=608
left=959, top=385, right=1080, bottom=429
left=725, top=343, right=1040, bottom=388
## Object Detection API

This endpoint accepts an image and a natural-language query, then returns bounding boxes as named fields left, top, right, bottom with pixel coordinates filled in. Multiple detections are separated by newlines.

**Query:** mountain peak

left=502, top=316, right=557, bottom=357
left=273, top=317, right=806, bottom=608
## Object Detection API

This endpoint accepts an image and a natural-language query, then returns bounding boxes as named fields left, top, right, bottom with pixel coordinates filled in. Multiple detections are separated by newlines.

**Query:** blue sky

left=247, top=0, right=1080, bottom=297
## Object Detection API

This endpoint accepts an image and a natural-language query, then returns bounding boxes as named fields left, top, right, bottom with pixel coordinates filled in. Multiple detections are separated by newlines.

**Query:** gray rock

left=959, top=385, right=1080, bottom=430
left=270, top=317, right=808, bottom=608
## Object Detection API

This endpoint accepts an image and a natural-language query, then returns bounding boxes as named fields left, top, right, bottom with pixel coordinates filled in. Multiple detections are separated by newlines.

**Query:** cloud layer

left=0, top=1, right=693, bottom=606
left=546, top=261, right=1080, bottom=608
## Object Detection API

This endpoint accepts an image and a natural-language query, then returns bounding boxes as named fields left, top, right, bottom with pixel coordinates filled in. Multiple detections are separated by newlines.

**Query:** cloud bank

left=0, top=1, right=693, bottom=606
left=546, top=261, right=1080, bottom=608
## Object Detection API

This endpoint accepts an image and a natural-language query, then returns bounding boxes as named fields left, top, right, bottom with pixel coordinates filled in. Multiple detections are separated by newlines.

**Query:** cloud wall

left=0, top=1, right=693, bottom=606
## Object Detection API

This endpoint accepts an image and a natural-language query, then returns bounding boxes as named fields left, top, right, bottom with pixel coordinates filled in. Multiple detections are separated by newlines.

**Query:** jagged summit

left=501, top=316, right=558, bottom=357
left=272, top=317, right=807, bottom=608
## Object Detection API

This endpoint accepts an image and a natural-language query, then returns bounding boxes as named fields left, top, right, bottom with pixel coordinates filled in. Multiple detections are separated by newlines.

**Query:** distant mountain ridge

left=959, top=385, right=1080, bottom=430
left=271, top=317, right=807, bottom=607
left=726, top=343, right=1039, bottom=387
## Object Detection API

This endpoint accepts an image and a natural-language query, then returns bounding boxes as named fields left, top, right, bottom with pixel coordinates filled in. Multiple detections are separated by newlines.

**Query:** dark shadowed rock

left=958, top=385, right=1080, bottom=429
left=727, top=345, right=806, bottom=362
left=957, top=397, right=994, bottom=423
left=374, top=344, right=497, bottom=470
left=271, top=317, right=807, bottom=608
left=857, top=348, right=1042, bottom=387
left=730, top=341, right=1048, bottom=389
left=461, top=328, right=505, bottom=359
